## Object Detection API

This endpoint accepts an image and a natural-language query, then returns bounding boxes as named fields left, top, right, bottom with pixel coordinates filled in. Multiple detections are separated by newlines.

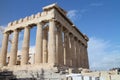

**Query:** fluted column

left=78, top=42, right=82, bottom=68
left=56, top=25, right=64, bottom=66
left=58, top=26, right=64, bottom=66
left=48, top=19, right=56, bottom=66
left=43, top=29, right=48, bottom=63
left=79, top=43, right=83, bottom=68
left=35, top=22, right=43, bottom=64
left=64, top=31, right=70, bottom=67
left=0, top=32, right=9, bottom=66
left=82, top=46, right=85, bottom=68
left=74, top=38, right=77, bottom=68
left=63, top=31, right=66, bottom=65
left=55, top=27, right=59, bottom=65
left=67, top=33, right=70, bottom=67
left=76, top=40, right=79, bottom=68
left=83, top=45, right=88, bottom=68
left=9, top=29, right=19, bottom=66
left=69, top=34, right=73, bottom=67
left=72, top=37, right=76, bottom=67
left=81, top=44, right=85, bottom=68
left=84, top=46, right=89, bottom=69
left=21, top=26, right=30, bottom=65
left=83, top=46, right=86, bottom=68
left=69, top=34, right=74, bottom=67
left=77, top=42, right=80, bottom=68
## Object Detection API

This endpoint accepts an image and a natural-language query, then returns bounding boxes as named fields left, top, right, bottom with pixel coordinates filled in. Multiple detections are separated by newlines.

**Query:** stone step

left=13, top=70, right=65, bottom=80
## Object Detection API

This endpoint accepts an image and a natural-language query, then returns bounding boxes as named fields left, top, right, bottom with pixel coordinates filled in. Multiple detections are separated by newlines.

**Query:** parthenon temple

left=0, top=3, right=89, bottom=70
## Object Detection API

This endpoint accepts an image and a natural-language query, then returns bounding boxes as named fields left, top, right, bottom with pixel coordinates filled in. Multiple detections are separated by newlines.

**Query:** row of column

left=0, top=19, right=89, bottom=69
left=63, top=31, right=89, bottom=68
left=0, top=19, right=56, bottom=67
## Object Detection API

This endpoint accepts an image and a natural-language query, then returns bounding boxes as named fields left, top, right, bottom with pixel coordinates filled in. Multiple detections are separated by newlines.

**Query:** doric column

left=69, top=34, right=74, bottom=67
left=64, top=31, right=70, bottom=67
left=57, top=25, right=64, bottom=66
left=77, top=42, right=80, bottom=68
left=74, top=38, right=77, bottom=68
left=56, top=25, right=64, bottom=66
left=21, top=26, right=30, bottom=65
left=35, top=22, right=44, bottom=64
left=84, top=46, right=89, bottom=69
left=81, top=44, right=85, bottom=68
left=79, top=43, right=83, bottom=68
left=82, top=46, right=85, bottom=68
left=78, top=42, right=82, bottom=68
left=82, top=45, right=89, bottom=68
left=72, top=37, right=76, bottom=67
left=69, top=34, right=72, bottom=67
left=43, top=28, right=48, bottom=63
left=0, top=32, right=9, bottom=66
left=76, top=40, right=79, bottom=68
left=48, top=19, right=56, bottom=66
left=55, top=27, right=59, bottom=65
left=9, top=29, right=19, bottom=66
left=83, top=45, right=87, bottom=68
left=63, top=31, right=66, bottom=65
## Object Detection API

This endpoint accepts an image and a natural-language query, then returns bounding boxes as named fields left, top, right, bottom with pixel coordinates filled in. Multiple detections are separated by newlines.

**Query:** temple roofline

left=43, top=3, right=89, bottom=41
left=43, top=3, right=67, bottom=15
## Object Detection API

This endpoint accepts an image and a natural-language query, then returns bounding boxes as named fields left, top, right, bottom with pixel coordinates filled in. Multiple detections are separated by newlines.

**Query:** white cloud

left=67, top=10, right=78, bottom=19
left=88, top=37, right=120, bottom=70
left=67, top=10, right=82, bottom=22
left=67, top=2, right=103, bottom=22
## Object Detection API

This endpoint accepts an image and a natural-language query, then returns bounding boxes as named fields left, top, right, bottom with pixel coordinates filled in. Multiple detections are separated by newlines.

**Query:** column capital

left=56, top=22, right=60, bottom=26
left=83, top=44, right=88, bottom=48
left=0, top=31, right=9, bottom=66
left=3, top=32, right=10, bottom=35
left=64, top=29, right=69, bottom=35
left=9, top=28, right=19, bottom=66
left=37, top=21, right=45, bottom=26
left=13, top=28, right=21, bottom=32
left=4, top=30, right=13, bottom=35
left=56, top=25, right=62, bottom=31
left=21, top=25, right=30, bottom=65
left=74, top=37, right=78, bottom=41
left=35, top=21, right=43, bottom=64
left=48, top=18, right=56, bottom=67
left=69, top=33, right=73, bottom=37
left=24, top=26, right=31, bottom=29
left=49, top=18, right=57, bottom=22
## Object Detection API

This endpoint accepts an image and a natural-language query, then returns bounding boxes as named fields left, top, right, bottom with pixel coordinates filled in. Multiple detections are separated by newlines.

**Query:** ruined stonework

left=0, top=3, right=89, bottom=80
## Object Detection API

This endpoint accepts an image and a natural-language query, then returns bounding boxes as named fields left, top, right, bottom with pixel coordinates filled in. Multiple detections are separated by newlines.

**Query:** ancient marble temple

left=0, top=4, right=89, bottom=70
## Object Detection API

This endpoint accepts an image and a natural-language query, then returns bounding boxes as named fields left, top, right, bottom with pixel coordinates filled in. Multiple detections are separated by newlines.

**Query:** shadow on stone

left=0, top=71, right=16, bottom=80
left=0, top=69, right=45, bottom=80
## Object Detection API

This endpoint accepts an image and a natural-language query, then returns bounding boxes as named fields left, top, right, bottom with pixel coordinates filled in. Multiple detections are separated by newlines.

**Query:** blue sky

left=0, top=0, right=120, bottom=70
